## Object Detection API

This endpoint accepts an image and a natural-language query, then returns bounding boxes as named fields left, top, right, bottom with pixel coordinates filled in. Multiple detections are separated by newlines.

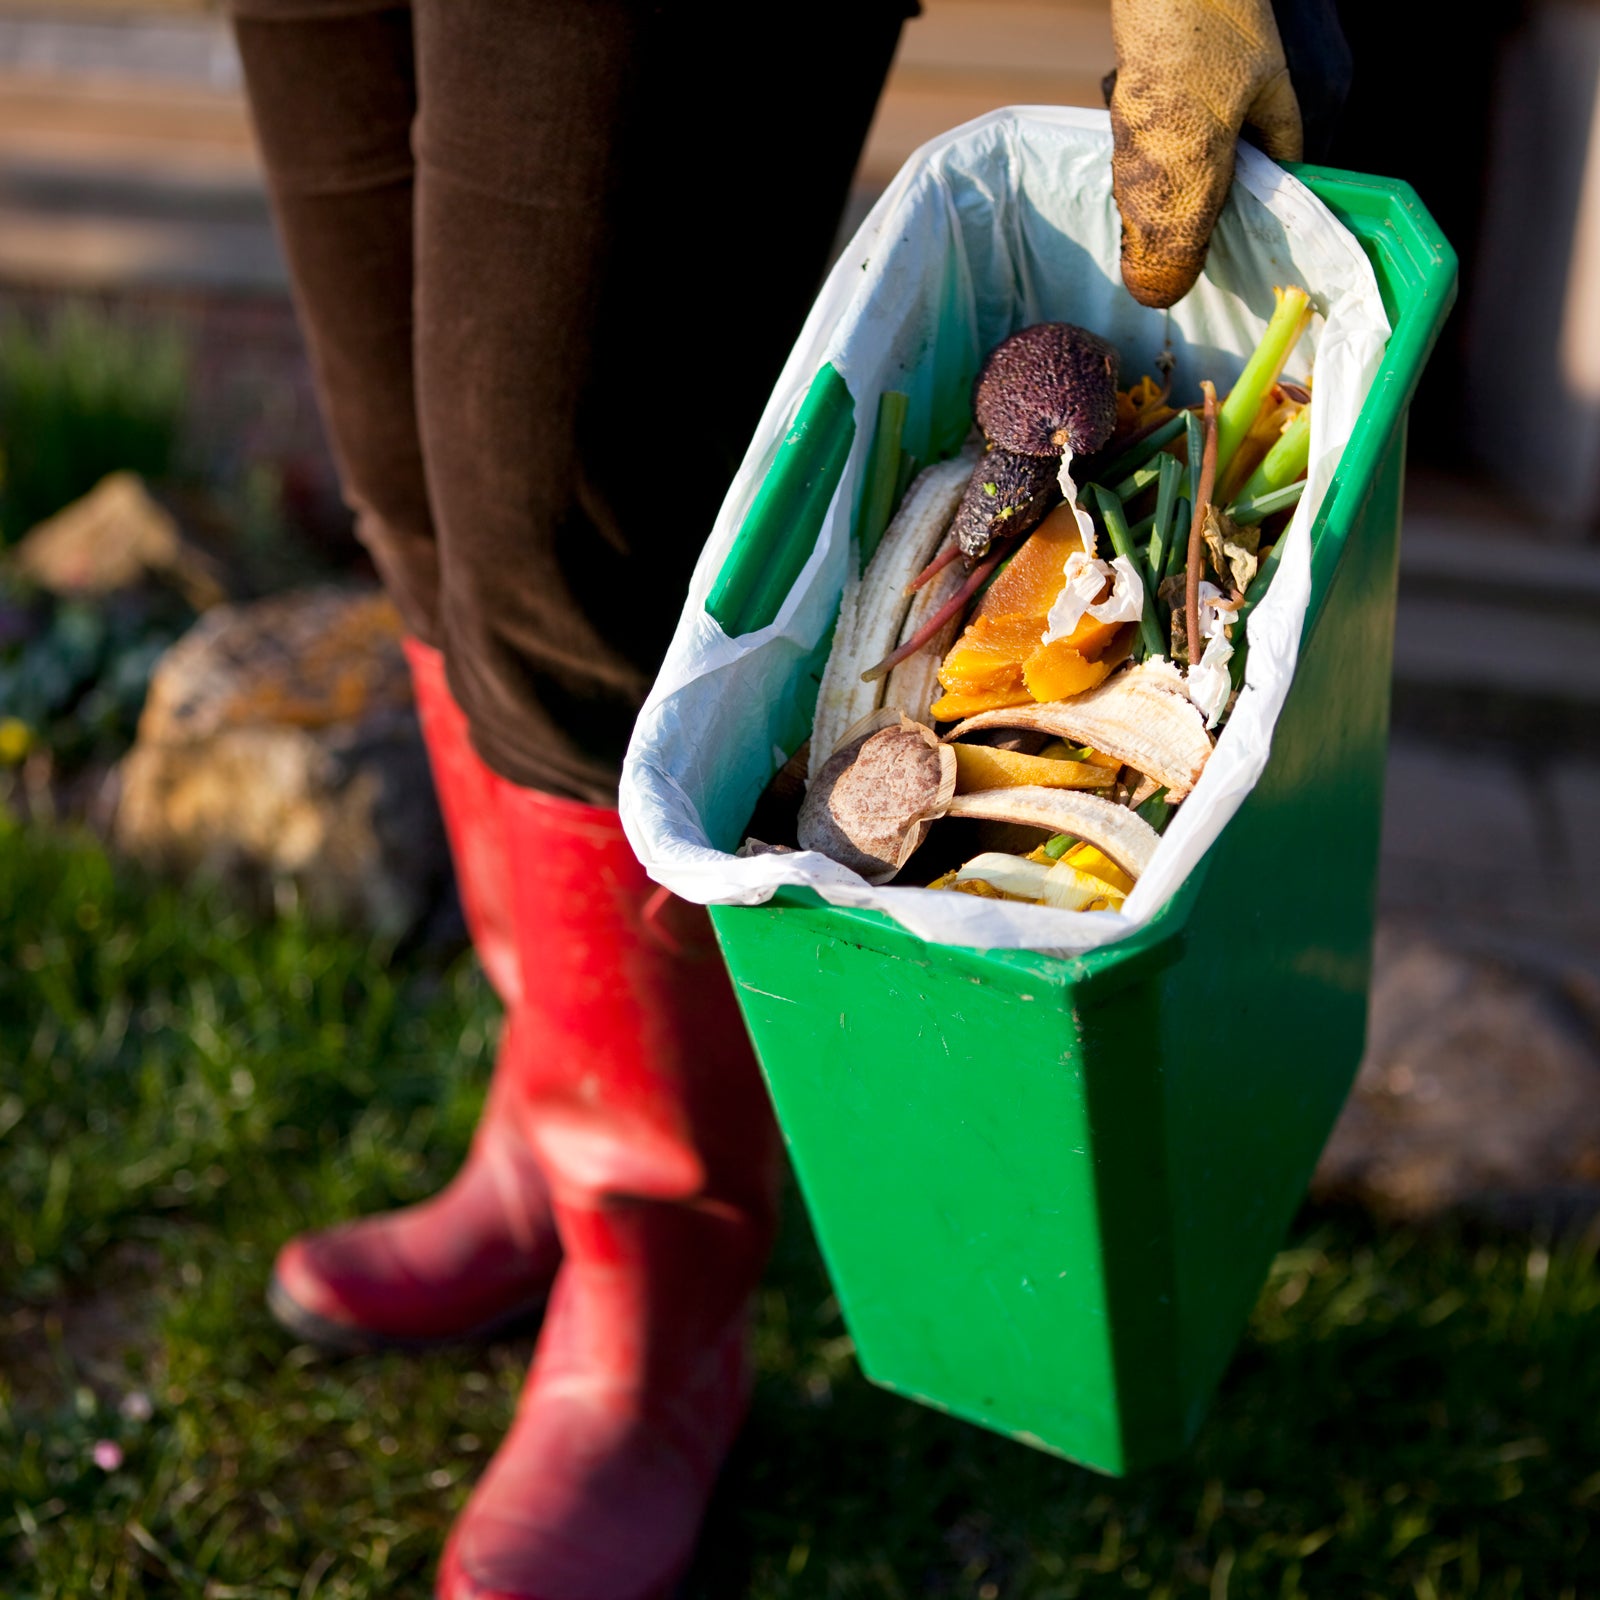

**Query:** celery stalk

left=1215, top=287, right=1312, bottom=484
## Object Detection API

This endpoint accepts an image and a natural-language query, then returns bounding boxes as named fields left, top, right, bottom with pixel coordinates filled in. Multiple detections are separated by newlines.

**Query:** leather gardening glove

left=1108, top=0, right=1304, bottom=308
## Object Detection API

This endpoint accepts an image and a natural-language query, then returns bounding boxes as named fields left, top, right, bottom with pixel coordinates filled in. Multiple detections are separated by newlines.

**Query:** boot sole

left=267, top=1273, right=548, bottom=1356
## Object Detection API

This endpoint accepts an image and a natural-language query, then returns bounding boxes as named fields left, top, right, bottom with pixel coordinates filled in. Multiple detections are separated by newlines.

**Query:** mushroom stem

left=1185, top=381, right=1219, bottom=672
left=862, top=542, right=1007, bottom=683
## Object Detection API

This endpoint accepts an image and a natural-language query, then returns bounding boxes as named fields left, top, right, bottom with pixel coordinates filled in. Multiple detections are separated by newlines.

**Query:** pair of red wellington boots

left=268, top=640, right=780, bottom=1600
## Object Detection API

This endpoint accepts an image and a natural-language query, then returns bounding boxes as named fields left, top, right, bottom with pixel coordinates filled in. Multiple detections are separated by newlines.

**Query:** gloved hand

left=1107, top=0, right=1303, bottom=309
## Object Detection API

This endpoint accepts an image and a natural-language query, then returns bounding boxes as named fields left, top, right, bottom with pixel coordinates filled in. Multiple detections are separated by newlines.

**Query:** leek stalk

left=1215, top=286, right=1312, bottom=484
left=1236, top=404, right=1311, bottom=502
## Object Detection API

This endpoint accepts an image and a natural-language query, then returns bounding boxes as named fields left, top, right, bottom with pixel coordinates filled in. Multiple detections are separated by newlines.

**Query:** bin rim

left=729, top=165, right=1457, bottom=998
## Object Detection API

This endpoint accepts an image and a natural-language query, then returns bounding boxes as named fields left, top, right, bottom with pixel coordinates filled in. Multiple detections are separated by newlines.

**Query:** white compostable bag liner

left=620, top=107, right=1390, bottom=954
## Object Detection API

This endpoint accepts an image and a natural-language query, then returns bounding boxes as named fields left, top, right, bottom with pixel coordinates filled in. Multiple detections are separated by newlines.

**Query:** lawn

left=1, top=814, right=1596, bottom=1599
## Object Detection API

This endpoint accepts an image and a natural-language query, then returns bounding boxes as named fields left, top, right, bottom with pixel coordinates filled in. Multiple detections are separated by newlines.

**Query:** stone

left=9, top=472, right=231, bottom=610
left=1313, top=925, right=1600, bottom=1224
left=114, top=586, right=448, bottom=936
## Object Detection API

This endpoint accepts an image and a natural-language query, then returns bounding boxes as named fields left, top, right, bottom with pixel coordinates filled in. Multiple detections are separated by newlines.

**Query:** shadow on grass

left=1, top=820, right=1596, bottom=1598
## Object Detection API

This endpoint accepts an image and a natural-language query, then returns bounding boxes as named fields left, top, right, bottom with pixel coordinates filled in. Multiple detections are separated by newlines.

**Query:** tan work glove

left=1108, top=0, right=1304, bottom=308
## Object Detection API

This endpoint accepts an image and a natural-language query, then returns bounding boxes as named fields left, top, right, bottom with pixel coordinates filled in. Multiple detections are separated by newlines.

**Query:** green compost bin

left=706, top=170, right=1457, bottom=1476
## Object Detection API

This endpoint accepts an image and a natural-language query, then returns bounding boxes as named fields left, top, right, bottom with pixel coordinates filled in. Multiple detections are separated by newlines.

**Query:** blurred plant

left=0, top=577, right=192, bottom=771
left=0, top=307, right=188, bottom=545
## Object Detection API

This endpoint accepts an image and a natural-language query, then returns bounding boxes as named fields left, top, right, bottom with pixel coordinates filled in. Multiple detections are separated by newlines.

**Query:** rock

left=114, top=586, right=448, bottom=936
left=9, top=472, right=230, bottom=610
left=1313, top=925, right=1600, bottom=1225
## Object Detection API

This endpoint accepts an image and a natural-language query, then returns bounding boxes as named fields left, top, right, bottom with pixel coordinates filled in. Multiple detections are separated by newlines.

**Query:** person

left=229, top=3, right=1343, bottom=1595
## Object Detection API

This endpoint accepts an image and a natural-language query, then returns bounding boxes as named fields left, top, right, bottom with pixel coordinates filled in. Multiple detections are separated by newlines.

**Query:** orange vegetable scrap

left=928, top=502, right=1131, bottom=721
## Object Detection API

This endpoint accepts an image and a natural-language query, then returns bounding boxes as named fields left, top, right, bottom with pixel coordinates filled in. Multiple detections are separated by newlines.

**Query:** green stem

left=1185, top=410, right=1206, bottom=509
left=1237, top=405, right=1311, bottom=502
left=1145, top=453, right=1181, bottom=591
left=1164, top=496, right=1191, bottom=581
left=1215, top=286, right=1311, bottom=485
left=1227, top=532, right=1293, bottom=691
left=1228, top=479, right=1305, bottom=526
left=1110, top=458, right=1166, bottom=502
left=855, top=390, right=909, bottom=572
left=1134, top=786, right=1172, bottom=832
left=1094, top=486, right=1167, bottom=662
left=1088, top=411, right=1186, bottom=487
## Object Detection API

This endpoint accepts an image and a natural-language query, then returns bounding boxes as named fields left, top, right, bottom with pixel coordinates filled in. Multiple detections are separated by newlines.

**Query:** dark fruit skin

left=951, top=448, right=1060, bottom=562
left=973, top=323, right=1120, bottom=457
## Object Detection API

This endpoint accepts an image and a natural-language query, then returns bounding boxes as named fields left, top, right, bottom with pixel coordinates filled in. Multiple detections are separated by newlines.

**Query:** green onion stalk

left=1145, top=453, right=1181, bottom=591
left=1088, top=411, right=1186, bottom=487
left=1225, top=523, right=1295, bottom=689
left=1110, top=457, right=1166, bottom=502
left=1185, top=409, right=1205, bottom=508
left=1228, top=479, right=1305, bottom=526
left=1093, top=485, right=1167, bottom=662
left=1164, top=495, right=1191, bottom=581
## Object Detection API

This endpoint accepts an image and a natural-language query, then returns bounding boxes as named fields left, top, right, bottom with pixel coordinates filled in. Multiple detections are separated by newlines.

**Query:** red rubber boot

left=268, top=641, right=561, bottom=1351
left=437, top=784, right=780, bottom=1600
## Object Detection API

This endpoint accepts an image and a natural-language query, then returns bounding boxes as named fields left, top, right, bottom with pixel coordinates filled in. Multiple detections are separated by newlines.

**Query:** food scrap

left=753, top=291, right=1316, bottom=914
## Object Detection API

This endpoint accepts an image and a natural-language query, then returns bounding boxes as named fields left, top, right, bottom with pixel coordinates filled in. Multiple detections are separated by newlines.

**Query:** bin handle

left=705, top=363, right=856, bottom=638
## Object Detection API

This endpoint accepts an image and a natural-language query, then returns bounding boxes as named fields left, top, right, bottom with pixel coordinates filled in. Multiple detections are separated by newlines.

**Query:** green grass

left=1, top=816, right=1597, bottom=1598
left=0, top=308, right=187, bottom=545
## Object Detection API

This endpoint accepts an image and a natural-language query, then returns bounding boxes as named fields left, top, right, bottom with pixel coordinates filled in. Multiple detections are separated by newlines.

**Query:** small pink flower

left=92, top=1440, right=124, bottom=1472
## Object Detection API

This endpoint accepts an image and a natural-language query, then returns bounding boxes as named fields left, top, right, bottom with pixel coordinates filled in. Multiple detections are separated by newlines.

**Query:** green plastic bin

left=705, top=169, right=1456, bottom=1476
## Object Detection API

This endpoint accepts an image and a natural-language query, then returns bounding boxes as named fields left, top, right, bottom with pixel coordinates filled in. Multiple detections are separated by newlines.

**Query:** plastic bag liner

left=620, top=107, right=1390, bottom=955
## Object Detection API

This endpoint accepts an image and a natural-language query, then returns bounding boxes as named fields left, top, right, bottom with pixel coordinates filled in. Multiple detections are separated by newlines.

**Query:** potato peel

left=798, top=712, right=956, bottom=885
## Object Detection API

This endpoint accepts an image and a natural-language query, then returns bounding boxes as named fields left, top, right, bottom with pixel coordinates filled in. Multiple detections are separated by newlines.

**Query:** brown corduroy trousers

left=231, top=0, right=912, bottom=803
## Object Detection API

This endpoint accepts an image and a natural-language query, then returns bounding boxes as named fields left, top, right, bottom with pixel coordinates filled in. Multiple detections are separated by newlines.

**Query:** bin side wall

left=1159, top=424, right=1407, bottom=1434
left=712, top=903, right=1132, bottom=1472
